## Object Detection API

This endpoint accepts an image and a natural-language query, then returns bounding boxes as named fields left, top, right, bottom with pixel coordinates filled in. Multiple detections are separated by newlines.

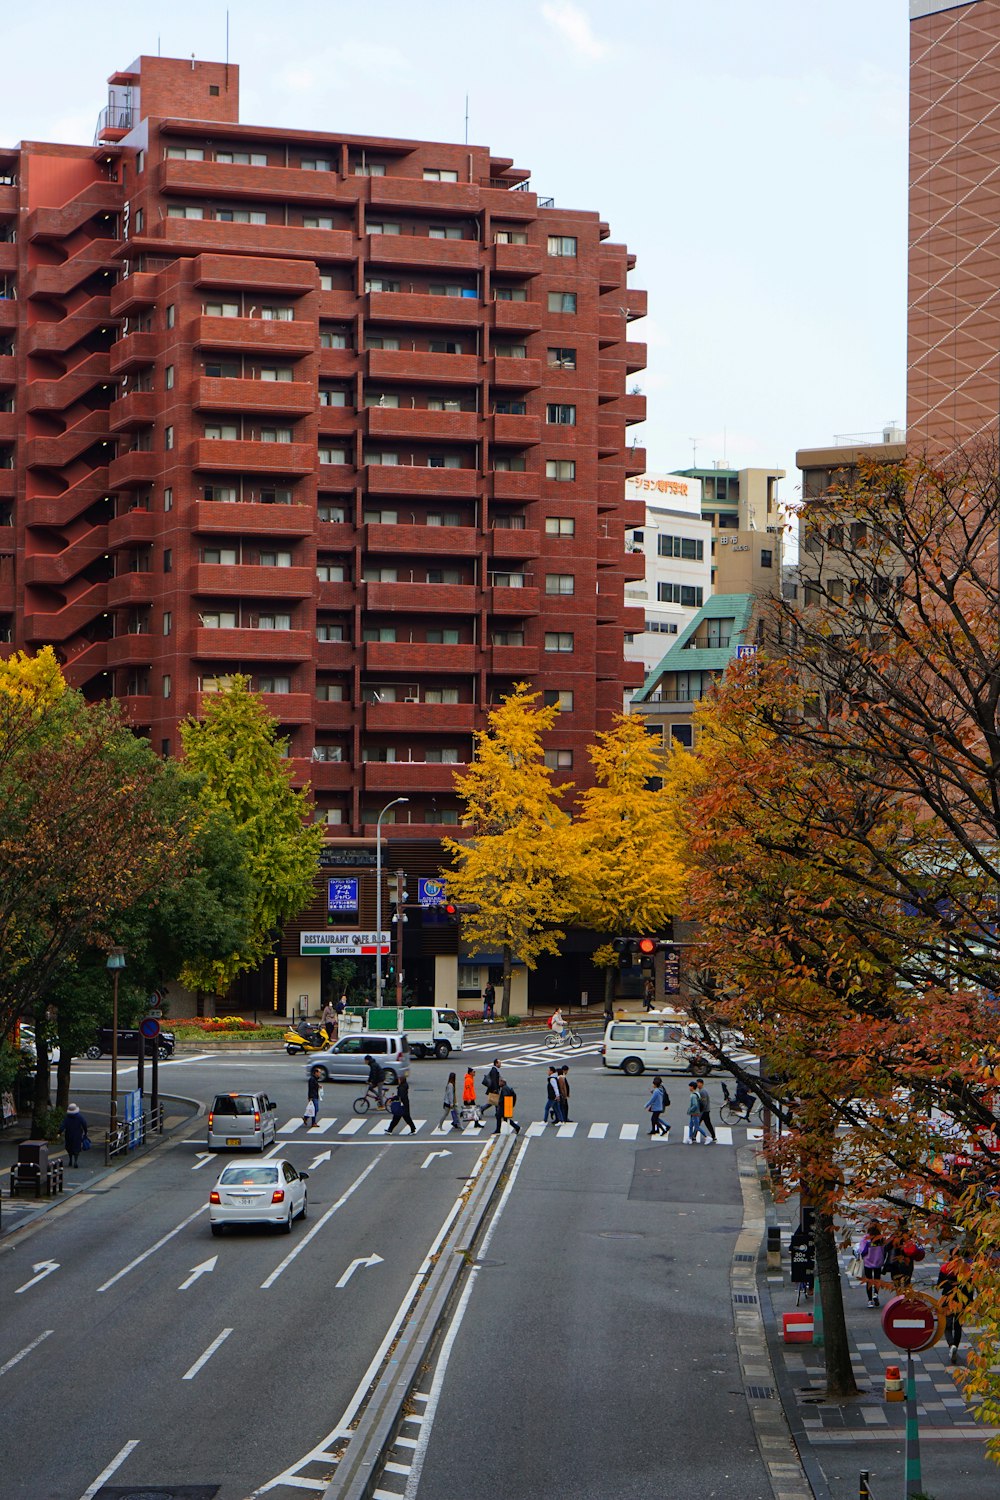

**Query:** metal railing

left=105, top=1101, right=164, bottom=1164
left=94, top=104, right=133, bottom=144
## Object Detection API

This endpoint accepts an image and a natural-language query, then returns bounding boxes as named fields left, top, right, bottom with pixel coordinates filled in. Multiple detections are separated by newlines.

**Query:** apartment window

left=301, top=158, right=333, bottom=171
left=201, top=675, right=236, bottom=692
left=545, top=573, right=574, bottom=595
left=319, top=504, right=346, bottom=522
left=259, top=550, right=292, bottom=567
left=426, top=629, right=460, bottom=644
left=491, top=572, right=525, bottom=588
left=367, top=221, right=401, bottom=235
left=544, top=749, right=573, bottom=768
left=545, top=632, right=574, bottom=652
left=366, top=450, right=398, bottom=466
left=161, top=738, right=170, bottom=756
left=546, top=403, right=576, bottom=426
left=260, top=427, right=293, bottom=443
left=657, top=535, right=704, bottom=561
left=319, top=274, right=334, bottom=291
left=494, top=286, right=527, bottom=302
left=200, top=611, right=237, bottom=629
left=216, top=150, right=267, bottom=166
left=494, top=343, right=527, bottom=358
left=424, top=688, right=459, bottom=704
left=165, top=146, right=205, bottom=160
left=671, top=725, right=694, bottom=749
left=205, top=423, right=238, bottom=440
left=162, top=674, right=172, bottom=699
left=494, top=455, right=526, bottom=472
left=202, top=548, right=238, bottom=564
left=317, top=564, right=346, bottom=582
left=494, top=230, right=528, bottom=245
left=162, top=611, right=172, bottom=636
left=492, top=630, right=525, bottom=646
left=545, top=516, right=575, bottom=536
left=304, top=216, right=334, bottom=230
left=543, top=690, right=574, bottom=710
left=431, top=225, right=463, bottom=240
left=165, top=425, right=174, bottom=450
left=760, top=548, right=773, bottom=568
left=547, top=347, right=577, bottom=369
left=717, top=513, right=739, bottom=530
left=364, top=392, right=399, bottom=408
left=256, top=613, right=291, bottom=631
left=363, top=509, right=398, bottom=524
left=425, top=748, right=461, bottom=763
left=312, top=745, right=345, bottom=762
left=257, top=676, right=291, bottom=694
left=260, top=306, right=294, bottom=321
left=548, top=291, right=577, bottom=314
left=547, top=234, right=578, bottom=257
left=546, top=460, right=575, bottom=481
left=426, top=511, right=461, bottom=527
left=362, top=625, right=397, bottom=642
left=260, top=367, right=294, bottom=382
left=204, top=360, right=240, bottom=378
left=165, top=364, right=174, bottom=390
left=319, top=447, right=348, bottom=464
left=319, top=389, right=347, bottom=406
left=423, top=168, right=459, bottom=182
left=202, top=484, right=237, bottom=502
left=427, top=398, right=462, bottom=412
left=365, top=277, right=401, bottom=294
left=316, top=683, right=346, bottom=699
left=316, top=623, right=346, bottom=643
left=215, top=209, right=266, bottom=224
left=426, top=568, right=462, bottom=584
left=164, top=486, right=173, bottom=511
left=203, top=301, right=239, bottom=318
left=426, top=454, right=461, bottom=468
left=133, top=208, right=144, bottom=233
left=136, top=151, right=145, bottom=173
left=428, top=283, right=468, bottom=298
left=167, top=205, right=205, bottom=219
left=657, top=582, right=704, bottom=608
left=365, top=335, right=400, bottom=351
left=163, top=548, right=172, bottom=574
left=493, top=514, right=525, bottom=529
left=352, top=162, right=386, bottom=176
left=320, top=330, right=348, bottom=348
left=363, top=566, right=397, bottom=582
left=429, top=339, right=463, bottom=354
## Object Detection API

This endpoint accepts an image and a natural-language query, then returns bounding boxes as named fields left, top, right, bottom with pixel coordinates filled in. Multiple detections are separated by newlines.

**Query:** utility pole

left=394, top=868, right=407, bottom=1007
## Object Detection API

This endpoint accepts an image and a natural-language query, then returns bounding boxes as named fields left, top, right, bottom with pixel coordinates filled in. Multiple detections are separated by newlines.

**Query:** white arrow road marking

left=182, top=1328, right=233, bottom=1380
left=0, top=1329, right=53, bottom=1376
left=308, top=1150, right=332, bottom=1170
left=191, top=1151, right=214, bottom=1171
left=336, top=1252, right=384, bottom=1289
left=179, top=1255, right=218, bottom=1291
left=420, top=1150, right=451, bottom=1170
left=98, top=1206, right=207, bottom=1292
left=14, top=1260, right=59, bottom=1295
left=78, top=1439, right=139, bottom=1500
left=261, top=1152, right=384, bottom=1289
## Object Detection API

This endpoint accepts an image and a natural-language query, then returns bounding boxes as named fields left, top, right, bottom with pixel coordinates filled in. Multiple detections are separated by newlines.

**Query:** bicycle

left=352, top=1085, right=398, bottom=1116
left=720, top=1081, right=764, bottom=1126
left=545, top=1027, right=583, bottom=1050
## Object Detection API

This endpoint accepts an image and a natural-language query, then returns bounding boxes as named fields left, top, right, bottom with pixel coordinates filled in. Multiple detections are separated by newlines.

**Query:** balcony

left=0, top=354, right=15, bottom=386
left=191, top=627, right=314, bottom=661
left=368, top=233, right=481, bottom=270
left=0, top=299, right=17, bottom=330
left=0, top=186, right=17, bottom=217
left=108, top=391, right=157, bottom=431
left=0, top=470, right=15, bottom=499
left=109, top=332, right=158, bottom=374
left=491, top=413, right=540, bottom=446
left=366, top=290, right=482, bottom=326
left=364, top=580, right=477, bottom=614
left=364, top=522, right=478, bottom=557
left=191, top=500, right=314, bottom=537
left=598, top=423, right=620, bottom=456
left=492, top=470, right=538, bottom=501
left=106, top=634, right=153, bottom=668
left=117, top=694, right=154, bottom=725
left=624, top=341, right=647, bottom=374
left=313, top=699, right=355, bottom=730
left=318, top=290, right=360, bottom=320
left=489, top=585, right=539, bottom=615
left=190, top=562, right=315, bottom=598
left=626, top=289, right=648, bottom=321
left=492, top=300, right=542, bottom=332
left=108, top=508, right=157, bottom=548
left=191, top=376, right=316, bottom=416
left=489, top=645, right=539, bottom=674
left=318, top=347, right=357, bottom=379
left=365, top=464, right=478, bottom=497
left=364, top=641, right=477, bottom=674
left=613, top=392, right=646, bottom=426
left=24, top=297, right=113, bottom=353
left=146, top=209, right=354, bottom=263
left=317, top=406, right=356, bottom=437
left=598, top=313, right=624, bottom=346
left=189, top=439, right=315, bottom=474
left=316, top=581, right=354, bottom=610
left=366, top=348, right=479, bottom=386
left=596, top=650, right=625, bottom=679
left=108, top=450, right=159, bottom=487
left=316, top=520, right=355, bottom=548
left=0, top=244, right=15, bottom=275
left=363, top=761, right=465, bottom=793
left=368, top=176, right=481, bottom=214
left=317, top=460, right=357, bottom=493
left=109, top=273, right=159, bottom=317
left=107, top=571, right=154, bottom=606
left=0, top=411, right=16, bottom=442
left=364, top=406, right=478, bottom=443
left=193, top=252, right=319, bottom=296
left=158, top=157, right=354, bottom=213
left=599, top=250, right=625, bottom=292
left=301, top=759, right=354, bottom=792
left=193, top=690, right=313, bottom=724
left=625, top=446, right=646, bottom=477
left=192, top=315, right=315, bottom=356
left=490, top=356, right=542, bottom=389
left=622, top=606, right=645, bottom=634
left=316, top=640, right=355, bottom=672
left=492, top=243, right=543, bottom=276
left=365, top=701, right=476, bottom=732
left=489, top=526, right=539, bottom=558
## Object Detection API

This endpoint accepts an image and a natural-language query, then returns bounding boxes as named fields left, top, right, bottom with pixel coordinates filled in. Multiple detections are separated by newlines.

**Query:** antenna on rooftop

left=464, top=94, right=469, bottom=146
left=689, top=437, right=700, bottom=469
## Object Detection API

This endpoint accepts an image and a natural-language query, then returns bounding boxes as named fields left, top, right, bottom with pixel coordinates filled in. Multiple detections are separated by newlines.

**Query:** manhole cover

left=733, top=1292, right=758, bottom=1304
left=734, top=1252, right=756, bottom=1263
left=747, top=1385, right=774, bottom=1400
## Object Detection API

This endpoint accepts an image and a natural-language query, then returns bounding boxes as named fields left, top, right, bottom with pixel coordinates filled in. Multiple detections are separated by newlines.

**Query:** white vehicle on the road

left=209, top=1159, right=308, bottom=1236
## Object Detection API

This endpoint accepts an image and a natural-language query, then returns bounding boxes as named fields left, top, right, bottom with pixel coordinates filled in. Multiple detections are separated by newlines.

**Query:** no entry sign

left=881, top=1292, right=943, bottom=1352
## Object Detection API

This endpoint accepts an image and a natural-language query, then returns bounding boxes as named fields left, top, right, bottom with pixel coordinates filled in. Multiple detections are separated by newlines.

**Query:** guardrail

left=105, top=1101, right=164, bottom=1164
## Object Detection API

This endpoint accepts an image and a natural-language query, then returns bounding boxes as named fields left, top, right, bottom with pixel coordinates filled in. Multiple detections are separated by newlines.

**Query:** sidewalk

left=0, top=1089, right=200, bottom=1240
left=761, top=1203, right=1000, bottom=1500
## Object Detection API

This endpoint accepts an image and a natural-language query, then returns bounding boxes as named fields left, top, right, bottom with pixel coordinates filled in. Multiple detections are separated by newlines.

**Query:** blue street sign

left=328, top=877, right=359, bottom=912
left=418, top=877, right=447, bottom=907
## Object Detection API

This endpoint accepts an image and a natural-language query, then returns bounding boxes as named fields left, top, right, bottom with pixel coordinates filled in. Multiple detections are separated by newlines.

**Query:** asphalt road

left=1, top=1034, right=772, bottom=1500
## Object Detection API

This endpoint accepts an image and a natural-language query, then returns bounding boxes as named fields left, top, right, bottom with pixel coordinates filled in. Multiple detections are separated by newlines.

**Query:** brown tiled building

left=909, top=0, right=1000, bottom=452
left=1, top=53, right=647, bottom=835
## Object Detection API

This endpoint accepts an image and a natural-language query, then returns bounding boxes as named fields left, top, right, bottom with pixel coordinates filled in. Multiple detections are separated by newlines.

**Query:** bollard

left=766, top=1224, right=782, bottom=1270
left=859, top=1471, right=871, bottom=1500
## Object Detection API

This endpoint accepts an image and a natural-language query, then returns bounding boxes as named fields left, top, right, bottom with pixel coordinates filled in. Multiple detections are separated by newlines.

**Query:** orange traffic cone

left=884, top=1364, right=905, bottom=1402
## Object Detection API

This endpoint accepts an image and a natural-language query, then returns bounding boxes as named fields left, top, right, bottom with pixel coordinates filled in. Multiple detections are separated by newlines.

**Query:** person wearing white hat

left=61, top=1103, right=89, bottom=1166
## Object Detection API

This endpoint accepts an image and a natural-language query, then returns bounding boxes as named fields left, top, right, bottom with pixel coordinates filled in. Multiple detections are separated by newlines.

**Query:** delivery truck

left=365, top=1006, right=464, bottom=1059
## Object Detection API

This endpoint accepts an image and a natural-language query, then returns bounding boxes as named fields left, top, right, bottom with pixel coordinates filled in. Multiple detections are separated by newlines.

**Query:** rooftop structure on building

left=622, top=473, right=711, bottom=681
left=0, top=51, right=648, bottom=837
left=629, top=592, right=758, bottom=751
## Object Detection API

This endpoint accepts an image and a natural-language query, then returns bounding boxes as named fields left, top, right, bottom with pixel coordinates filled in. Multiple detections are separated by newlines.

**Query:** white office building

left=623, top=474, right=714, bottom=683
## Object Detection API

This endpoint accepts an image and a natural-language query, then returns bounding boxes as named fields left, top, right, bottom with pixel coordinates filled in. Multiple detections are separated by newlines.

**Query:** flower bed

left=172, top=1018, right=285, bottom=1041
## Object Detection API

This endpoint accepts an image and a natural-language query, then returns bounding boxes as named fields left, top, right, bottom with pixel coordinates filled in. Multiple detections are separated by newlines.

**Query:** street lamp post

left=375, top=798, right=408, bottom=1005
left=106, top=947, right=126, bottom=1145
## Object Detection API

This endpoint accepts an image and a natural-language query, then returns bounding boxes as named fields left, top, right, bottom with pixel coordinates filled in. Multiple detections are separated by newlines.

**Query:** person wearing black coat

left=387, top=1074, right=416, bottom=1134
left=62, top=1103, right=88, bottom=1167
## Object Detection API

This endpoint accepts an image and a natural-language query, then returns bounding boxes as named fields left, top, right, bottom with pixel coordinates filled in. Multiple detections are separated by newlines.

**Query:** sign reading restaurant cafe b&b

left=300, top=930, right=392, bottom=956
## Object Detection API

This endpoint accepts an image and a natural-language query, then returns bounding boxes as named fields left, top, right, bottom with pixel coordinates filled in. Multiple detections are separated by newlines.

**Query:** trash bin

left=11, top=1139, right=49, bottom=1196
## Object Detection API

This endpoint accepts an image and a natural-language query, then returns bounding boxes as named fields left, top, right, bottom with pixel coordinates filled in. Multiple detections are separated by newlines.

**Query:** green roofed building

left=629, top=593, right=757, bottom=751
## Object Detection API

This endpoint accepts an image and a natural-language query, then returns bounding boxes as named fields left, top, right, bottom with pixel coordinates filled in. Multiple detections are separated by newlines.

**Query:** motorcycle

left=284, top=1022, right=332, bottom=1055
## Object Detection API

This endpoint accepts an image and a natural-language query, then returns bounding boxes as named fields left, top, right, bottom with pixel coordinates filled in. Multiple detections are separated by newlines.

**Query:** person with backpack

left=496, top=1075, right=520, bottom=1135
left=857, top=1222, right=887, bottom=1308
left=543, top=1066, right=564, bottom=1125
left=645, top=1076, right=670, bottom=1137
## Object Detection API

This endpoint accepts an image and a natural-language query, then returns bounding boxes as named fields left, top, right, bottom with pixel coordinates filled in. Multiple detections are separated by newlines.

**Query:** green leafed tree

left=179, top=678, right=324, bottom=1000
left=443, top=684, right=579, bottom=1017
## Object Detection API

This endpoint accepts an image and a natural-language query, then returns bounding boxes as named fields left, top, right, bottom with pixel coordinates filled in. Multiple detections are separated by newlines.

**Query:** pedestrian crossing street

left=275, top=1114, right=749, bottom=1144
left=459, top=1036, right=603, bottom=1065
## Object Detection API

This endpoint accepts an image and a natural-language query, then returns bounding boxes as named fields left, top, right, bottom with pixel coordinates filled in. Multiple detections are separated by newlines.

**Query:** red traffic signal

left=637, top=937, right=657, bottom=955
left=444, top=902, right=458, bottom=918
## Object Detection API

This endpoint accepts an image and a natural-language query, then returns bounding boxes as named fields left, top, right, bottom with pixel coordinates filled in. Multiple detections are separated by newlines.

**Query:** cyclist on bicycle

left=733, top=1078, right=755, bottom=1118
left=550, top=1007, right=568, bottom=1043
left=365, top=1054, right=387, bottom=1106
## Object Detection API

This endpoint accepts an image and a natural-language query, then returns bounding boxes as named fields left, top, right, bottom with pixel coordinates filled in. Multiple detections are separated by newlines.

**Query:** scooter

left=284, top=1022, right=332, bottom=1055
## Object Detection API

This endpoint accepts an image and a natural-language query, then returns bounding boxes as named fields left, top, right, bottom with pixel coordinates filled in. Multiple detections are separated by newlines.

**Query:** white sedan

left=209, top=1159, right=308, bottom=1236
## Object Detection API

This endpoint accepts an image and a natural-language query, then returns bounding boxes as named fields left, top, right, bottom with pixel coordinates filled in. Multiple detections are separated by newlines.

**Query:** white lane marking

left=251, top=1139, right=492, bottom=1496
left=556, top=1122, right=577, bottom=1138
left=261, top=1153, right=384, bottom=1289
left=98, top=1205, right=208, bottom=1292
left=385, top=1462, right=411, bottom=1475
left=747, top=1127, right=765, bottom=1143
left=370, top=1117, right=427, bottom=1135
left=339, top=1118, right=366, bottom=1135
left=715, top=1126, right=733, bottom=1145
left=164, top=1053, right=213, bottom=1064
left=620, top=1123, right=639, bottom=1140
left=525, top=1121, right=545, bottom=1137
left=588, top=1122, right=608, bottom=1138
left=336, top=1253, right=384, bottom=1290
left=279, top=1118, right=300, bottom=1134
left=182, top=1327, right=233, bottom=1380
left=313, top=1117, right=336, bottom=1134
left=420, top=1150, right=451, bottom=1170
left=191, top=1151, right=214, bottom=1171
left=78, top=1440, right=139, bottom=1500
left=179, top=1256, right=217, bottom=1291
left=403, top=1140, right=531, bottom=1499
left=0, top=1329, right=53, bottom=1376
left=308, top=1149, right=332, bottom=1170
left=14, top=1260, right=59, bottom=1295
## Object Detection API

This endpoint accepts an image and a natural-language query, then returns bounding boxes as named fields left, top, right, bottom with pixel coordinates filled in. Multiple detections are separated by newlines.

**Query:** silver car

left=207, top=1091, right=278, bottom=1151
left=304, top=1032, right=410, bottom=1085
left=209, top=1159, right=308, bottom=1235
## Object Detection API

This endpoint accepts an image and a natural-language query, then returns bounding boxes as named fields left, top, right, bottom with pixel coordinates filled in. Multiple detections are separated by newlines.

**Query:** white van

left=601, top=1020, right=713, bottom=1077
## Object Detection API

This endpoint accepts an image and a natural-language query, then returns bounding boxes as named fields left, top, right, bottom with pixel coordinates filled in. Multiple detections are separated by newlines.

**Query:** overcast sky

left=1, top=0, right=909, bottom=503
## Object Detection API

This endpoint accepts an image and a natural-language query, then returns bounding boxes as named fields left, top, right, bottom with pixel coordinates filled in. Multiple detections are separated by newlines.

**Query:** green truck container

left=365, top=1006, right=464, bottom=1059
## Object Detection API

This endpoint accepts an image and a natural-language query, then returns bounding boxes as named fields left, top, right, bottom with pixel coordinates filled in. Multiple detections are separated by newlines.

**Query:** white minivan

left=601, top=1020, right=713, bottom=1077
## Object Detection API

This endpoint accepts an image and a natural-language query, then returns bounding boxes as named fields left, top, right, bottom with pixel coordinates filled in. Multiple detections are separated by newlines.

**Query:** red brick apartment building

left=909, top=0, right=1000, bottom=452
left=0, top=53, right=647, bottom=836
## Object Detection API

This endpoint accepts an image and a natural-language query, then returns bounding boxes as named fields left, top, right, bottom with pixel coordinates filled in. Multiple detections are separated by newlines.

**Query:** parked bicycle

left=720, top=1080, right=764, bottom=1126
left=545, top=1026, right=583, bottom=1050
left=352, top=1085, right=399, bottom=1116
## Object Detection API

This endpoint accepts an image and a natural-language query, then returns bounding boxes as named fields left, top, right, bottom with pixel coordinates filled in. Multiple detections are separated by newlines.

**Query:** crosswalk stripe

left=313, top=1118, right=336, bottom=1134
left=588, top=1123, right=608, bottom=1138
left=526, top=1121, right=546, bottom=1137
left=369, top=1118, right=427, bottom=1135
left=338, top=1118, right=366, bottom=1135
left=278, top=1118, right=299, bottom=1134
left=556, top=1122, right=577, bottom=1138
left=620, top=1123, right=639, bottom=1140
left=746, top=1127, right=764, bottom=1143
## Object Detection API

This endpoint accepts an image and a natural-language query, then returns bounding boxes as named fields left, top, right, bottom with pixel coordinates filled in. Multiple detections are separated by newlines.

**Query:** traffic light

left=637, top=937, right=656, bottom=956
left=444, top=902, right=460, bottom=923
left=613, top=937, right=632, bottom=969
